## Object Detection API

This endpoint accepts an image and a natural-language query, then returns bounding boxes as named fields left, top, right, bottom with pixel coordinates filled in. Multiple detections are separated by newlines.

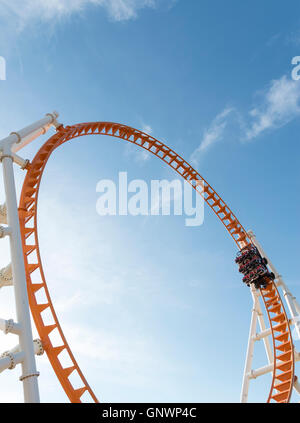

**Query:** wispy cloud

left=190, top=74, right=300, bottom=160
left=125, top=143, right=152, bottom=163
left=0, top=0, right=161, bottom=27
left=105, top=0, right=156, bottom=21
left=286, top=28, right=300, bottom=46
left=124, top=123, right=153, bottom=163
left=190, top=107, right=235, bottom=165
left=245, top=75, right=300, bottom=140
left=141, top=124, right=153, bottom=134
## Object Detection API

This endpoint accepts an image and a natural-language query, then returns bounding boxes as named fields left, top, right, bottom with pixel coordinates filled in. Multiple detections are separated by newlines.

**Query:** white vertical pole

left=248, top=230, right=300, bottom=340
left=240, top=285, right=258, bottom=403
left=1, top=143, right=40, bottom=403
left=252, top=288, right=273, bottom=363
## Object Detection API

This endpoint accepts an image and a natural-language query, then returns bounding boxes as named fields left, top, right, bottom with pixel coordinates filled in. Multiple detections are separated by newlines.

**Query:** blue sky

left=0, top=0, right=299, bottom=403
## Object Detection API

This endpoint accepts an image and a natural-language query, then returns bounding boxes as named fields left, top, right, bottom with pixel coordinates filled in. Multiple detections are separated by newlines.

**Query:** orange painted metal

left=18, top=122, right=294, bottom=402
left=260, top=283, right=294, bottom=403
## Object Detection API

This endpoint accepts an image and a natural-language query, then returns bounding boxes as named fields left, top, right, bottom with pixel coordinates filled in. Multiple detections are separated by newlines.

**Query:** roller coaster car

left=236, top=245, right=273, bottom=289
left=235, top=245, right=259, bottom=264
left=239, top=258, right=261, bottom=273
left=236, top=247, right=260, bottom=269
left=253, top=272, right=275, bottom=290
left=243, top=267, right=275, bottom=289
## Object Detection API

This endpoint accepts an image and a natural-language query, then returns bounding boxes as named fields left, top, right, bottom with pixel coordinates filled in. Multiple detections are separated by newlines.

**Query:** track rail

left=260, top=283, right=294, bottom=402
left=18, top=122, right=294, bottom=402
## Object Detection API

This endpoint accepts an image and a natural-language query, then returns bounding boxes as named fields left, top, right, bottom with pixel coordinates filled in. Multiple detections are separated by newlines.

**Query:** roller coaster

left=0, top=112, right=299, bottom=403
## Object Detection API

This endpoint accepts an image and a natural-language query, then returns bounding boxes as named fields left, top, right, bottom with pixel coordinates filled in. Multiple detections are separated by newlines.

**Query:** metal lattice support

left=240, top=231, right=299, bottom=403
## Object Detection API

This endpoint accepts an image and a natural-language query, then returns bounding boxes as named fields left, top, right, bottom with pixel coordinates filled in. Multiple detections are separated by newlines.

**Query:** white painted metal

left=249, top=362, right=274, bottom=379
left=251, top=287, right=273, bottom=363
left=240, top=230, right=300, bottom=402
left=1, top=152, right=29, bottom=169
left=249, top=351, right=300, bottom=380
left=240, top=285, right=258, bottom=403
left=33, top=339, right=44, bottom=356
left=1, top=141, right=40, bottom=403
left=0, top=225, right=11, bottom=238
left=248, top=230, right=300, bottom=340
left=0, top=338, right=43, bottom=375
left=280, top=283, right=300, bottom=339
left=5, top=340, right=44, bottom=357
left=253, top=327, right=272, bottom=341
left=294, top=377, right=300, bottom=395
left=0, top=111, right=59, bottom=153
left=0, top=352, right=25, bottom=373
left=240, top=281, right=275, bottom=402
left=0, top=318, right=21, bottom=335
left=0, top=113, right=60, bottom=403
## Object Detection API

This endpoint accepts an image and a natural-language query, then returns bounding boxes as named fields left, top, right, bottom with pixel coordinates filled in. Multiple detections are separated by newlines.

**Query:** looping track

left=18, top=122, right=294, bottom=402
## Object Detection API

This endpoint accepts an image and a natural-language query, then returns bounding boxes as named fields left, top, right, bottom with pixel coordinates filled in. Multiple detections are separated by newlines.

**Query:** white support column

left=251, top=288, right=273, bottom=364
left=0, top=111, right=59, bottom=153
left=0, top=113, right=61, bottom=403
left=240, top=230, right=300, bottom=401
left=1, top=142, right=40, bottom=403
left=248, top=230, right=300, bottom=340
left=249, top=351, right=300, bottom=380
left=240, top=285, right=258, bottom=403
left=295, top=301, right=300, bottom=316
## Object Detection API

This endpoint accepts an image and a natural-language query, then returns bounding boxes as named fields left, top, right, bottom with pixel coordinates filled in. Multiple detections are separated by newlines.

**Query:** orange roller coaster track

left=18, top=122, right=294, bottom=403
